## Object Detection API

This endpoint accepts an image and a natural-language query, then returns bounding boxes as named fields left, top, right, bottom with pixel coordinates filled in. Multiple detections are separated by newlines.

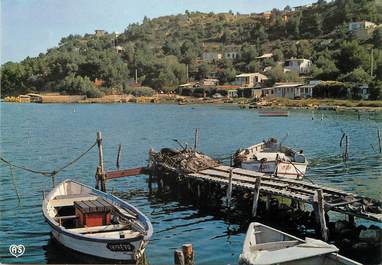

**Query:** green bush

left=124, top=86, right=155, bottom=97
left=86, top=86, right=104, bottom=98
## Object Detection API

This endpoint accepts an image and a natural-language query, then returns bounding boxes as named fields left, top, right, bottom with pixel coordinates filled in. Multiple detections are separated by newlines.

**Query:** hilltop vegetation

left=1, top=0, right=382, bottom=99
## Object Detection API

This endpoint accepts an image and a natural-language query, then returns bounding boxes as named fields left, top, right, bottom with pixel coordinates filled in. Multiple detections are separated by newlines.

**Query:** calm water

left=0, top=103, right=381, bottom=264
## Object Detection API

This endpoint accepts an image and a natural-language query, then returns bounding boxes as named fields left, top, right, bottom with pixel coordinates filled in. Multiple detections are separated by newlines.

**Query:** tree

left=339, top=67, right=370, bottom=84
left=372, top=27, right=382, bottom=48
left=273, top=49, right=284, bottom=62
left=336, top=40, right=369, bottom=73
left=313, top=55, right=340, bottom=80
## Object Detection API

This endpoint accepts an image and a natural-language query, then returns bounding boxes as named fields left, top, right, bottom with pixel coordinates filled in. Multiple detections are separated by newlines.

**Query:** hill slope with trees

left=1, top=0, right=382, bottom=99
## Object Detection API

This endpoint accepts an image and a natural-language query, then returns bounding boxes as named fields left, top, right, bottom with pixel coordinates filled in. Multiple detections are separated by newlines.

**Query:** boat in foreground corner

left=233, top=138, right=308, bottom=180
left=239, top=222, right=362, bottom=265
left=42, top=179, right=153, bottom=262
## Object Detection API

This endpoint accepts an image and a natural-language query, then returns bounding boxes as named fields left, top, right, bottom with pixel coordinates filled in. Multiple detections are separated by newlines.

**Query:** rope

left=9, top=165, right=21, bottom=206
left=0, top=141, right=97, bottom=182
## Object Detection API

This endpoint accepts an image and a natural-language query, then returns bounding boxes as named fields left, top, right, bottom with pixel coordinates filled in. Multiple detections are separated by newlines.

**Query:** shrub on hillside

left=124, top=86, right=155, bottom=97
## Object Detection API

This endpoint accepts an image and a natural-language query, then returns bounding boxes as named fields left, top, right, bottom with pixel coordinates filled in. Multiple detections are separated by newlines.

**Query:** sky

left=1, top=0, right=315, bottom=63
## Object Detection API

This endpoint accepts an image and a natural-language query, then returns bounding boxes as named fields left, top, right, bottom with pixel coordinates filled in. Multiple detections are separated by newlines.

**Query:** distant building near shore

left=284, top=58, right=312, bottom=74
left=262, top=83, right=313, bottom=99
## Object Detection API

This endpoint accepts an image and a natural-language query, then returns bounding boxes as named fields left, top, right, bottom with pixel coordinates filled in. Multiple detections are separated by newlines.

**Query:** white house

left=284, top=58, right=312, bottom=74
left=202, top=52, right=223, bottom=62
left=235, top=73, right=268, bottom=88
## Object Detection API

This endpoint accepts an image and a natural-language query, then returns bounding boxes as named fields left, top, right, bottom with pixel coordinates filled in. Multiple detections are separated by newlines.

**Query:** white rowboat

left=234, top=138, right=308, bottom=180
left=42, top=179, right=153, bottom=262
left=239, top=222, right=362, bottom=265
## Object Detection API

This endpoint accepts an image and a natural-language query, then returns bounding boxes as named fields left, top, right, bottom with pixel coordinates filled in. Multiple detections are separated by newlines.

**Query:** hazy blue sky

left=1, top=0, right=315, bottom=63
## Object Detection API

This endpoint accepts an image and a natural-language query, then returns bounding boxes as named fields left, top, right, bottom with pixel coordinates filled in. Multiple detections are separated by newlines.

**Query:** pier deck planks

left=179, top=166, right=382, bottom=222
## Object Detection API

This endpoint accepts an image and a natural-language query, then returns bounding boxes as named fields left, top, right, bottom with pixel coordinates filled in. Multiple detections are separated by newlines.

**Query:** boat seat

left=50, top=194, right=98, bottom=207
left=251, top=240, right=300, bottom=251
left=54, top=215, right=78, bottom=220
left=68, top=224, right=128, bottom=234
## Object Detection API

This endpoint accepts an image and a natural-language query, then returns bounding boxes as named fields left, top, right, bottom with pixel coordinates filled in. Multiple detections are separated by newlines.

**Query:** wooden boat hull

left=42, top=180, right=152, bottom=261
left=241, top=160, right=307, bottom=180
left=239, top=222, right=361, bottom=265
left=50, top=227, right=144, bottom=261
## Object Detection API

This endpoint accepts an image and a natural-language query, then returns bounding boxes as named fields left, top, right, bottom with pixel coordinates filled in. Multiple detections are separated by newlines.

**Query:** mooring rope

left=0, top=140, right=98, bottom=183
left=9, top=165, right=21, bottom=206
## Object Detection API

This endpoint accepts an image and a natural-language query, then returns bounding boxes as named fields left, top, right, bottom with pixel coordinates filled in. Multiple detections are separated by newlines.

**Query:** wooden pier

left=186, top=165, right=382, bottom=223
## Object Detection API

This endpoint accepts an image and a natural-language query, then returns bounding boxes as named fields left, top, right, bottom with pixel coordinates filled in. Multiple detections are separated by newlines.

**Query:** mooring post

left=265, top=194, right=271, bottom=211
left=252, top=176, right=261, bottom=217
left=96, top=132, right=106, bottom=192
left=378, top=129, right=381, bottom=153
left=182, top=244, right=194, bottom=265
left=174, top=250, right=185, bottom=265
left=226, top=168, right=233, bottom=208
left=343, top=135, right=349, bottom=161
left=193, top=128, right=199, bottom=151
left=313, top=189, right=329, bottom=241
left=148, top=148, right=155, bottom=187
left=116, top=144, right=122, bottom=169
left=95, top=166, right=101, bottom=190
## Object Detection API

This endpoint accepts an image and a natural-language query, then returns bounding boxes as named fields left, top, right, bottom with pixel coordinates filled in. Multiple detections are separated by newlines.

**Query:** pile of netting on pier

left=151, top=148, right=219, bottom=173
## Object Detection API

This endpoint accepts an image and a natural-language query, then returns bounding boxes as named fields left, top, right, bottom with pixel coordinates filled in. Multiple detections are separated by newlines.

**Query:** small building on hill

left=95, top=29, right=105, bottom=37
left=284, top=58, right=312, bottom=74
left=235, top=73, right=268, bottom=88
left=348, top=21, right=377, bottom=31
left=202, top=52, right=223, bottom=62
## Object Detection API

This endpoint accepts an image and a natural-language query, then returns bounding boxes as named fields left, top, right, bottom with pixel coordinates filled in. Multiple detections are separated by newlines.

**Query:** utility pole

left=186, top=64, right=189, bottom=82
left=135, top=69, right=138, bottom=83
left=370, top=48, right=374, bottom=77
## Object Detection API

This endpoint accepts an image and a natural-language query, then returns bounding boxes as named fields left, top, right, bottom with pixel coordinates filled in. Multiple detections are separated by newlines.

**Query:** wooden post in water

left=116, top=144, right=122, bottom=169
left=182, top=244, right=194, bottom=265
left=193, top=128, right=199, bottom=151
left=378, top=129, right=381, bottom=154
left=343, top=135, right=349, bottom=161
left=265, top=194, right=271, bottom=211
left=313, top=189, right=329, bottom=241
left=252, top=176, right=261, bottom=217
left=96, top=132, right=106, bottom=192
left=174, top=250, right=185, bottom=265
left=226, top=168, right=233, bottom=208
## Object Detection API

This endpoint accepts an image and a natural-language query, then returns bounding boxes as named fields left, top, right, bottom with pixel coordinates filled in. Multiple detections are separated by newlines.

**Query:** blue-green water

left=0, top=103, right=381, bottom=264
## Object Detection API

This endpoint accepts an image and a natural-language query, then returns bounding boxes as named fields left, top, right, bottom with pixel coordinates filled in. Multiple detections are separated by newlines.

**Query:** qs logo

left=9, top=244, right=25, bottom=258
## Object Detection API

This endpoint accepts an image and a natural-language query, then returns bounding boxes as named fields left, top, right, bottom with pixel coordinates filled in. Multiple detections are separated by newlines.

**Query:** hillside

left=1, top=0, right=382, bottom=99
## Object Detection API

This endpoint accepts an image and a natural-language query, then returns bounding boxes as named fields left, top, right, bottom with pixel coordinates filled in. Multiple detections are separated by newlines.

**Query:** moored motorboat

left=239, top=222, right=362, bottom=265
left=233, top=138, right=308, bottom=180
left=42, top=179, right=153, bottom=262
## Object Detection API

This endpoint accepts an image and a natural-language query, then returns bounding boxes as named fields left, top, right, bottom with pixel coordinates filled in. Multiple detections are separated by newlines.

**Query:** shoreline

left=3, top=94, right=382, bottom=112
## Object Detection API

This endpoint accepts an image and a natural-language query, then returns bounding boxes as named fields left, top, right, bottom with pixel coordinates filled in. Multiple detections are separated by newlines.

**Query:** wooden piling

left=174, top=250, right=185, bottom=265
left=313, top=189, right=328, bottom=241
left=265, top=194, right=271, bottom=211
left=193, top=128, right=199, bottom=151
left=343, top=135, right=349, bottom=161
left=182, top=244, right=194, bottom=265
left=116, top=144, right=122, bottom=169
left=378, top=129, right=381, bottom=153
left=226, top=168, right=233, bottom=207
left=96, top=132, right=106, bottom=192
left=252, top=176, right=261, bottom=217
